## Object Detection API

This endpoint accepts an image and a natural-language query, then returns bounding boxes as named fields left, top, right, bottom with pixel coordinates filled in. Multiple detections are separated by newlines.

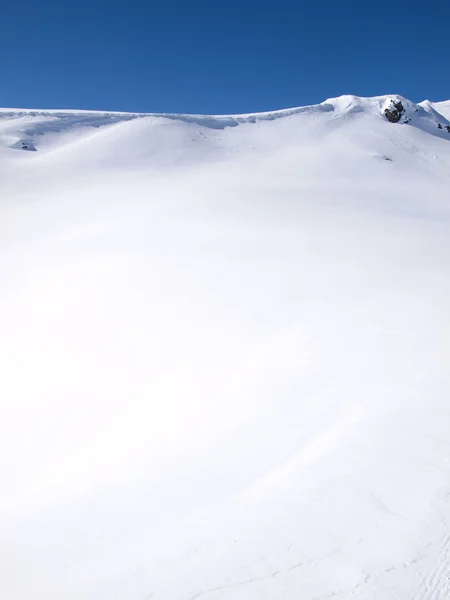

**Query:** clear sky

left=2, top=0, right=449, bottom=114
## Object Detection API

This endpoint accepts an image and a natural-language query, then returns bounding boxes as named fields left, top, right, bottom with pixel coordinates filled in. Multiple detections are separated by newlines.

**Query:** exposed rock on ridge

left=384, top=100, right=405, bottom=123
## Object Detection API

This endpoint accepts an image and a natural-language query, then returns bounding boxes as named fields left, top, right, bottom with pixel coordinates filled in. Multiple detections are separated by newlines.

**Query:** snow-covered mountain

left=1, top=94, right=450, bottom=600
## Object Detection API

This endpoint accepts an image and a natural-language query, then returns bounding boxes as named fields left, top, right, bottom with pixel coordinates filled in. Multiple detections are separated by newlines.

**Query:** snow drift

left=1, top=95, right=450, bottom=600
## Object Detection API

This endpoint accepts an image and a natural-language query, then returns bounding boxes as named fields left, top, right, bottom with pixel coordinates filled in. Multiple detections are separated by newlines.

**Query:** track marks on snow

left=414, top=534, right=450, bottom=600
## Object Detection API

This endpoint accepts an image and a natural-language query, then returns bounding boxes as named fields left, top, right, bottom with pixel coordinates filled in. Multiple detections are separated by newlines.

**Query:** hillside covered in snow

left=1, top=94, right=450, bottom=600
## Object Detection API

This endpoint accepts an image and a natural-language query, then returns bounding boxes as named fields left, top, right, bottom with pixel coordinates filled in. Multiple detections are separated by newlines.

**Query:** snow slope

left=1, top=94, right=450, bottom=600
left=431, top=100, right=450, bottom=120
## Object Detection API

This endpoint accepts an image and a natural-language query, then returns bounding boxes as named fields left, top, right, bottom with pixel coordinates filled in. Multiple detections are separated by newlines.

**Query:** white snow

left=427, top=99, right=450, bottom=121
left=1, top=94, right=450, bottom=600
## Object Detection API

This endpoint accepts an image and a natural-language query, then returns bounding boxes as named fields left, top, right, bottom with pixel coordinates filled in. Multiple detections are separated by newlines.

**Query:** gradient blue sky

left=2, top=0, right=449, bottom=114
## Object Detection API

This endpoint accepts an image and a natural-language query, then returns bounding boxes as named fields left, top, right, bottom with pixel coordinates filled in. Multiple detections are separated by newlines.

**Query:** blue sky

left=2, top=0, right=449, bottom=114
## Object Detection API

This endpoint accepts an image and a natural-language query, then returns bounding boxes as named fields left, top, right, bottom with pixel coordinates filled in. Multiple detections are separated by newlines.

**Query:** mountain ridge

left=0, top=93, right=449, bottom=119
left=1, top=94, right=450, bottom=164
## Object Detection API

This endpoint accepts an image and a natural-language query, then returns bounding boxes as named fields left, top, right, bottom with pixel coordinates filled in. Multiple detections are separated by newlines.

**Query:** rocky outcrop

left=384, top=100, right=404, bottom=123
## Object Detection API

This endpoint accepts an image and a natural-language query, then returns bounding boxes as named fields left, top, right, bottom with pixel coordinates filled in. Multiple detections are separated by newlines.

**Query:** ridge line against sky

left=2, top=0, right=449, bottom=114
left=1, top=95, right=450, bottom=119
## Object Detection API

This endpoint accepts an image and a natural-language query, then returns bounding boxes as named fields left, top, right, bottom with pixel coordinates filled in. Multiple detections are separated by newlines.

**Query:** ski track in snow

left=186, top=549, right=339, bottom=600
left=414, top=534, right=450, bottom=600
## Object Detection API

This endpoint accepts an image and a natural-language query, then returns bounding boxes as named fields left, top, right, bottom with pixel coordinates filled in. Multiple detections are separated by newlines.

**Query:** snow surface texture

left=1, top=94, right=450, bottom=600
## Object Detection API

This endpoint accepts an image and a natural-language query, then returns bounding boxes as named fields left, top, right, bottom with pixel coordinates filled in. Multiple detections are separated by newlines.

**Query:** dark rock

left=447, top=126, right=450, bottom=133
left=384, top=101, right=404, bottom=123
left=438, top=123, right=443, bottom=129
